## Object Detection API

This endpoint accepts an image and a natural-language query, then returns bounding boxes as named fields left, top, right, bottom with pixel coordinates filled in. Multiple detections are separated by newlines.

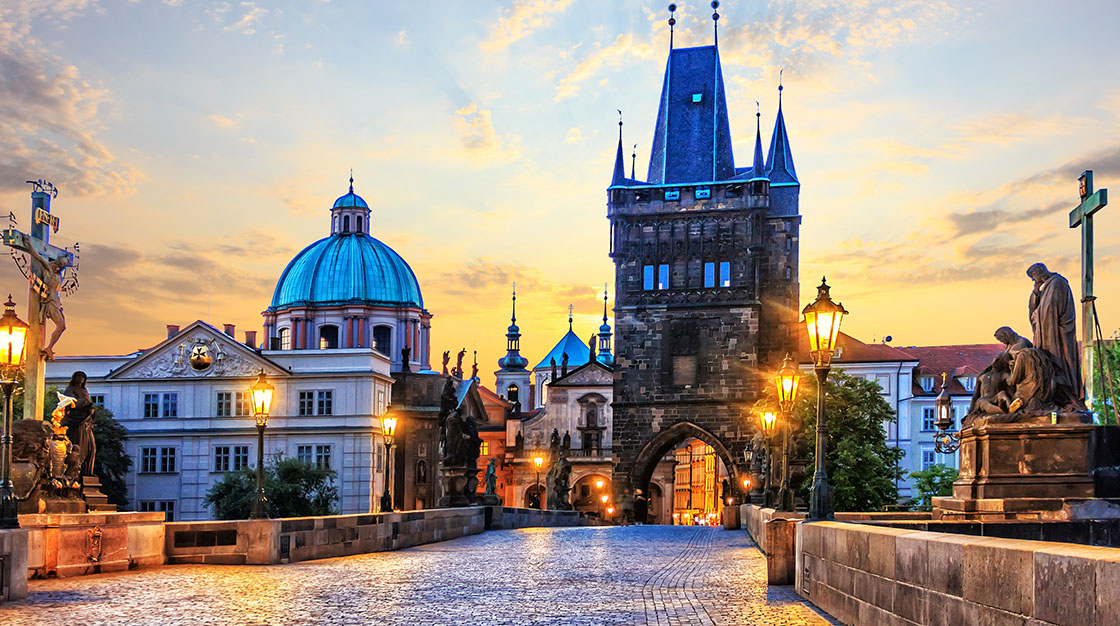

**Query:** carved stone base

left=437, top=465, right=480, bottom=508
left=17, top=497, right=85, bottom=515
left=934, top=423, right=1120, bottom=520
left=479, top=493, right=500, bottom=506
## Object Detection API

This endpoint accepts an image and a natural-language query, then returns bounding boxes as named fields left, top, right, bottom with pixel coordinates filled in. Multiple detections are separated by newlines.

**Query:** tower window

left=691, top=93, right=702, bottom=103
left=319, top=324, right=339, bottom=349
left=703, top=262, right=715, bottom=288
left=719, top=262, right=730, bottom=287
left=695, top=187, right=710, bottom=199
left=357, top=216, right=363, bottom=233
left=658, top=264, right=670, bottom=290
left=343, top=215, right=350, bottom=232
left=664, top=189, right=680, bottom=201
left=372, top=325, right=392, bottom=355
left=278, top=328, right=291, bottom=350
left=507, top=384, right=519, bottom=404
left=643, top=265, right=654, bottom=290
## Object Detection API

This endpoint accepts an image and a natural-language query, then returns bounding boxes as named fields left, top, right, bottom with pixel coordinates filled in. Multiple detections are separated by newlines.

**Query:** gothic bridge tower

left=608, top=8, right=801, bottom=520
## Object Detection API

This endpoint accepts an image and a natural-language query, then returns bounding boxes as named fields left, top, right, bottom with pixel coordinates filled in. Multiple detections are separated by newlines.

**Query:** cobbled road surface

left=1, top=525, right=838, bottom=625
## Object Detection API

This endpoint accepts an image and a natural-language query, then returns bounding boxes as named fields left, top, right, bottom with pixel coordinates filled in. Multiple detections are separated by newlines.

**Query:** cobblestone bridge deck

left=2, top=525, right=837, bottom=625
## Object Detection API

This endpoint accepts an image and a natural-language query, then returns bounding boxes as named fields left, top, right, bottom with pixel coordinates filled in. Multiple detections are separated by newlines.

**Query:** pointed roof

left=647, top=45, right=736, bottom=185
left=765, top=86, right=798, bottom=185
left=611, top=123, right=627, bottom=187
left=750, top=109, right=768, bottom=181
left=533, top=329, right=591, bottom=371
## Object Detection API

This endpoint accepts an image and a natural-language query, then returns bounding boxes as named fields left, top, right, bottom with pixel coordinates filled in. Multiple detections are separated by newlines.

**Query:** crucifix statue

left=1070, top=170, right=1108, bottom=411
left=2, top=180, right=79, bottom=422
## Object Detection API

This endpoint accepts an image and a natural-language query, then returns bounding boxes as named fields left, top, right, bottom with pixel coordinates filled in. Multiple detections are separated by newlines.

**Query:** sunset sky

left=2, top=0, right=1119, bottom=379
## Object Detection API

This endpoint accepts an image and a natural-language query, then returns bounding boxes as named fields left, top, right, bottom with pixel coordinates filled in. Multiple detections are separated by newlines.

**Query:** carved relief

left=126, top=331, right=265, bottom=379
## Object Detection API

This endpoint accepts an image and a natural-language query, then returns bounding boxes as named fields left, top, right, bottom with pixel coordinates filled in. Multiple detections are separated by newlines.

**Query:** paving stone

left=0, top=526, right=837, bottom=626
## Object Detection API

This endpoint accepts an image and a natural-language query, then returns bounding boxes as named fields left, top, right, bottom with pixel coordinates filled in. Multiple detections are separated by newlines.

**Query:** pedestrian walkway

left=2, top=525, right=837, bottom=625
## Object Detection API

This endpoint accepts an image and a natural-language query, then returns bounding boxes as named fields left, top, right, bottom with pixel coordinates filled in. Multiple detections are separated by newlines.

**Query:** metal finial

left=349, top=168, right=354, bottom=193
left=668, top=4, right=676, bottom=50
left=631, top=143, right=637, bottom=179
left=511, top=282, right=517, bottom=323
left=712, top=1, right=720, bottom=46
left=568, top=304, right=574, bottom=331
left=756, top=100, right=760, bottom=119
left=603, top=284, right=609, bottom=323
left=778, top=69, right=784, bottom=107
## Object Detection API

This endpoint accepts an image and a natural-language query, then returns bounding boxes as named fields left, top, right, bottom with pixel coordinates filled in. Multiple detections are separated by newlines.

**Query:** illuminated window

left=643, top=265, right=654, bottom=290
left=719, top=262, right=730, bottom=287
left=278, top=328, right=291, bottom=350
left=506, top=384, right=519, bottom=404
left=703, top=262, right=715, bottom=288
left=480, top=441, right=490, bottom=456
left=658, top=264, right=669, bottom=290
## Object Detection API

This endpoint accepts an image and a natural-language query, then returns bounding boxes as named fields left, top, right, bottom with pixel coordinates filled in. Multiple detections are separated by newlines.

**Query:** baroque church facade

left=606, top=32, right=801, bottom=520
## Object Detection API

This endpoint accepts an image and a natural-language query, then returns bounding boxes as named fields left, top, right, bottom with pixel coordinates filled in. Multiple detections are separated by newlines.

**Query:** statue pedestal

left=437, top=465, right=480, bottom=508
left=933, top=423, right=1120, bottom=520
left=479, top=494, right=500, bottom=506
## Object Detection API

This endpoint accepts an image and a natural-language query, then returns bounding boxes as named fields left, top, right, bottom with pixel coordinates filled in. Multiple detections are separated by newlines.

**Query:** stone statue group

left=965, top=263, right=1088, bottom=427
left=12, top=371, right=98, bottom=505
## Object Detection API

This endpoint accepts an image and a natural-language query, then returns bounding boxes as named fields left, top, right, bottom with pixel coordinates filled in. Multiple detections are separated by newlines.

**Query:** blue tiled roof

left=765, top=100, right=798, bottom=185
left=533, top=330, right=591, bottom=371
left=647, top=45, right=736, bottom=185
left=269, top=233, right=423, bottom=310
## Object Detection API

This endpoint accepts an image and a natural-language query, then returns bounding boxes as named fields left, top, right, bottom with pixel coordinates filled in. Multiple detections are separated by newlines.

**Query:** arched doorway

left=523, top=484, right=543, bottom=509
left=570, top=473, right=611, bottom=515
left=625, top=421, right=741, bottom=524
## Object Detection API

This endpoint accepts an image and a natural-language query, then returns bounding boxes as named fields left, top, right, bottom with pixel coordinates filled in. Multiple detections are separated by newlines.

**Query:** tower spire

left=631, top=143, right=637, bottom=180
left=597, top=283, right=613, bottom=364
left=751, top=101, right=766, bottom=179
left=511, top=282, right=517, bottom=323
left=611, top=110, right=627, bottom=186
left=498, top=281, right=528, bottom=373
left=668, top=4, right=676, bottom=50
left=766, top=71, right=798, bottom=185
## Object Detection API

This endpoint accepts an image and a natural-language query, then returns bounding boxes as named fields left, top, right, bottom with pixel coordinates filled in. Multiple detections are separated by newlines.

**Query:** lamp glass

left=0, top=296, right=28, bottom=369
left=801, top=278, right=847, bottom=366
left=382, top=415, right=398, bottom=438
left=249, top=371, right=274, bottom=418
left=761, top=410, right=777, bottom=433
left=775, top=354, right=801, bottom=412
left=533, top=456, right=544, bottom=468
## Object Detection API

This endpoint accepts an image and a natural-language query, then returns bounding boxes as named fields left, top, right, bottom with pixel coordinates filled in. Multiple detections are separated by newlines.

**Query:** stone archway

left=624, top=421, right=742, bottom=523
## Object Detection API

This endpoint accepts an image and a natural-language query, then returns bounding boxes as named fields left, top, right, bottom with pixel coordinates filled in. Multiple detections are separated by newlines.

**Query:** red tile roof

left=898, top=344, right=1004, bottom=397
left=797, top=331, right=917, bottom=364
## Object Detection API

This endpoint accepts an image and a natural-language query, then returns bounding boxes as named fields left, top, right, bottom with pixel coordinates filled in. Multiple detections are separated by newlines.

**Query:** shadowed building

left=607, top=27, right=801, bottom=521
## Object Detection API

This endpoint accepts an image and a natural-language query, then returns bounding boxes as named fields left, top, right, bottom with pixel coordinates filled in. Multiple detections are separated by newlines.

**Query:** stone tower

left=607, top=37, right=801, bottom=519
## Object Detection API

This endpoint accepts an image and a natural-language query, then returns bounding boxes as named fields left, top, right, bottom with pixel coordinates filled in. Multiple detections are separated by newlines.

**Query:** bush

left=205, top=454, right=339, bottom=520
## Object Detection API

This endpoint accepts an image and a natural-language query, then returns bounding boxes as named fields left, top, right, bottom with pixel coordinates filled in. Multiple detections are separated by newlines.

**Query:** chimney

left=244, top=330, right=257, bottom=348
left=223, top=324, right=236, bottom=337
left=166, top=324, right=179, bottom=339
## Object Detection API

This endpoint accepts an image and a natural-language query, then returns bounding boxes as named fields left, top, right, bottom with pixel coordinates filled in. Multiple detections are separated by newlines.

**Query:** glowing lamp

left=600, top=494, right=609, bottom=504
left=607, top=506, right=615, bottom=515
left=381, top=414, right=398, bottom=443
left=802, top=277, right=847, bottom=368
left=0, top=296, right=28, bottom=371
left=595, top=479, right=604, bottom=489
left=533, top=455, right=544, bottom=469
left=775, top=353, right=801, bottom=413
left=249, top=370, right=274, bottom=426
left=935, top=372, right=953, bottom=431
left=761, top=410, right=777, bottom=435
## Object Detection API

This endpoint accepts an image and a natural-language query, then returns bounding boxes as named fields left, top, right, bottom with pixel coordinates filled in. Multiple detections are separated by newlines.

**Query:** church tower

left=607, top=5, right=801, bottom=513
left=494, top=285, right=531, bottom=408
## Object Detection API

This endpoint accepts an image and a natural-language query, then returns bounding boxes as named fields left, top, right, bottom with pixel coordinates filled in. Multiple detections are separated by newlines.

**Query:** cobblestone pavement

left=2, top=526, right=838, bottom=625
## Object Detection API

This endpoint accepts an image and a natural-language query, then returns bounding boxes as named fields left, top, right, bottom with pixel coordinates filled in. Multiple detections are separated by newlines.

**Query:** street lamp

left=248, top=370, right=274, bottom=519
left=775, top=353, right=801, bottom=511
left=933, top=372, right=960, bottom=453
left=802, top=277, right=847, bottom=520
left=0, top=296, right=28, bottom=529
left=599, top=493, right=609, bottom=517
left=760, top=408, right=777, bottom=507
left=380, top=414, right=398, bottom=512
left=533, top=454, right=545, bottom=509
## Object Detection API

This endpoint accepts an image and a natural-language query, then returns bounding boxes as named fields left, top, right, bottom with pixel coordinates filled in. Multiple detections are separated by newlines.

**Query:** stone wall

left=797, top=520, right=1120, bottom=626
left=0, top=529, right=28, bottom=601
left=20, top=512, right=165, bottom=579
left=741, top=505, right=805, bottom=555
left=487, top=507, right=592, bottom=530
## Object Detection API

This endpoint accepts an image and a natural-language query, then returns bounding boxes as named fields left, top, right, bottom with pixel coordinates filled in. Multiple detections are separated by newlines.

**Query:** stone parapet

left=796, top=520, right=1120, bottom=626
left=0, top=529, right=28, bottom=601
left=740, top=504, right=804, bottom=555
left=486, top=507, right=592, bottom=530
left=19, top=511, right=165, bottom=579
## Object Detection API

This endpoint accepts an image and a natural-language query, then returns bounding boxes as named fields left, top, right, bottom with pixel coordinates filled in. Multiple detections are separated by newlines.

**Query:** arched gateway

left=606, top=29, right=801, bottom=521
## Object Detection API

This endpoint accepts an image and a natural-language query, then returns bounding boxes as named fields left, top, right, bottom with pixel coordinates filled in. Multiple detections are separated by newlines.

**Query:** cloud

left=222, top=2, right=268, bottom=35
left=0, top=2, right=142, bottom=196
left=451, top=103, right=521, bottom=165
left=208, top=114, right=236, bottom=128
left=565, top=127, right=584, bottom=144
left=396, top=29, right=409, bottom=47
left=480, top=0, right=573, bottom=52
left=947, top=201, right=1066, bottom=237
left=554, top=33, right=655, bottom=101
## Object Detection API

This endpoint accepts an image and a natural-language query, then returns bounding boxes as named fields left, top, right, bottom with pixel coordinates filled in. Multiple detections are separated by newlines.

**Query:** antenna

left=668, top=4, right=677, bottom=50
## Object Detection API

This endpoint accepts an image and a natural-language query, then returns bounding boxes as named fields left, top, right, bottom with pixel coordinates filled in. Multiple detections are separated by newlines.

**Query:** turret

left=495, top=284, right=530, bottom=409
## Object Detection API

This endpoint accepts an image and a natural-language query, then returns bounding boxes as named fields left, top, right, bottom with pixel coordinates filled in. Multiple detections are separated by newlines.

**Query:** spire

left=598, top=283, right=613, bottom=364
left=765, top=72, right=798, bottom=185
left=511, top=281, right=517, bottom=323
left=751, top=101, right=767, bottom=180
left=631, top=143, right=637, bottom=179
left=498, top=282, right=528, bottom=372
left=349, top=168, right=354, bottom=193
left=611, top=110, right=627, bottom=186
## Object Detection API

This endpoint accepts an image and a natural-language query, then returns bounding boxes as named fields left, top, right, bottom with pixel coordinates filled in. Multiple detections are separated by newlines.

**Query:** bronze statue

left=437, top=377, right=457, bottom=460
left=26, top=242, right=72, bottom=360
left=589, top=335, right=597, bottom=359
left=1027, top=263, right=1083, bottom=404
left=455, top=348, right=466, bottom=378
left=400, top=346, right=411, bottom=372
left=60, top=371, right=96, bottom=476
left=484, top=457, right=498, bottom=496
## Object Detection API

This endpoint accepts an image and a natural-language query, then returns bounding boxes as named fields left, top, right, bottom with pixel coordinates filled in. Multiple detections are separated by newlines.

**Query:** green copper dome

left=270, top=233, right=423, bottom=310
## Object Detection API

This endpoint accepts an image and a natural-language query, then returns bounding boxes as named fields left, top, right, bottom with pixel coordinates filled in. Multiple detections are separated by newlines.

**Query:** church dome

left=332, top=190, right=369, bottom=209
left=270, top=233, right=423, bottom=310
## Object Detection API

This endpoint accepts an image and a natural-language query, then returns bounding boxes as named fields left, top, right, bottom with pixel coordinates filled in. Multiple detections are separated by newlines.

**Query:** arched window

left=356, top=216, right=363, bottom=233
left=343, top=215, right=351, bottom=232
left=278, top=328, right=291, bottom=350
left=586, top=407, right=597, bottom=428
left=319, top=325, right=339, bottom=349
left=416, top=460, right=427, bottom=483
left=506, top=384, right=519, bottom=404
left=372, top=325, right=392, bottom=355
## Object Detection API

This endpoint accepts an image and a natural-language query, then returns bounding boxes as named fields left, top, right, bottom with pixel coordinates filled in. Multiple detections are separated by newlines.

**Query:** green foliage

left=795, top=371, right=905, bottom=512
left=1092, top=340, right=1120, bottom=425
left=908, top=464, right=958, bottom=511
left=205, top=454, right=339, bottom=520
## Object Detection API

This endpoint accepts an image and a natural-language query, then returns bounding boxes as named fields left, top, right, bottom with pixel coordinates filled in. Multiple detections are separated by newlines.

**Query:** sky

left=2, top=0, right=1120, bottom=380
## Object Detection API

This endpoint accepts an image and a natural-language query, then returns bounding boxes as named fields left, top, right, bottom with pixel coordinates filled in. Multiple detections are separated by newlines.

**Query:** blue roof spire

left=611, top=111, right=627, bottom=186
left=765, top=74, right=799, bottom=185
left=597, top=283, right=613, bottom=365
left=498, top=282, right=528, bottom=371
left=750, top=101, right=767, bottom=180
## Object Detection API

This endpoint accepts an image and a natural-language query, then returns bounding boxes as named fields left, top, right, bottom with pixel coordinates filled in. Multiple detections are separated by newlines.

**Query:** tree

left=205, top=454, right=339, bottom=520
left=908, top=464, right=958, bottom=511
left=795, top=371, right=905, bottom=512
left=1092, top=339, right=1120, bottom=425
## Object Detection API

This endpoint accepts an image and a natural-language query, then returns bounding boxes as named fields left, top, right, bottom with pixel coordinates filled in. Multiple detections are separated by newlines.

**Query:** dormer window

left=920, top=376, right=935, bottom=393
left=961, top=376, right=976, bottom=392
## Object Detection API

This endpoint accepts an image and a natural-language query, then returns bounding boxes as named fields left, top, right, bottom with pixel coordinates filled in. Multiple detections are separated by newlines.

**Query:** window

left=664, top=189, right=680, bottom=201
left=214, top=446, right=231, bottom=472
left=317, top=391, right=333, bottom=416
left=963, top=376, right=976, bottom=392
left=784, top=267, right=792, bottom=281
left=314, top=444, right=331, bottom=469
left=480, top=441, right=490, bottom=456
left=139, top=500, right=176, bottom=522
left=357, top=216, right=363, bottom=233
left=319, top=324, right=339, bottom=349
left=582, top=431, right=601, bottom=450
left=298, top=391, right=314, bottom=416
left=160, top=447, right=177, bottom=473
left=719, top=261, right=731, bottom=287
left=920, top=376, right=935, bottom=393
left=695, top=187, right=710, bottom=199
left=143, top=394, right=159, bottom=418
left=297, top=445, right=313, bottom=465
left=217, top=392, right=251, bottom=417
left=658, top=264, right=669, bottom=290
left=343, top=215, right=350, bottom=232
left=216, top=393, right=231, bottom=417
left=162, top=393, right=178, bottom=418
left=376, top=389, right=386, bottom=415
left=703, top=262, right=715, bottom=288
left=373, top=326, right=392, bottom=355
left=279, top=328, right=291, bottom=350
left=90, top=394, right=105, bottom=408
left=506, top=384, right=519, bottom=404
left=233, top=445, right=249, bottom=471
left=141, top=447, right=157, bottom=473
left=875, top=374, right=891, bottom=395
left=921, top=450, right=936, bottom=471
left=375, top=446, right=383, bottom=472
left=643, top=265, right=654, bottom=290
left=922, top=407, right=936, bottom=432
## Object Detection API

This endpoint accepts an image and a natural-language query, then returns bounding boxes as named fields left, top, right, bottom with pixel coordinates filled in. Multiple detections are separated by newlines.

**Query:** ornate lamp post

left=380, top=414, right=398, bottom=512
left=933, top=372, right=960, bottom=454
left=0, top=296, right=28, bottom=529
left=760, top=408, right=777, bottom=507
left=533, top=454, right=545, bottom=509
left=248, top=370, right=274, bottom=519
left=802, top=277, right=847, bottom=520
left=600, top=493, right=609, bottom=517
left=775, top=353, right=801, bottom=511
